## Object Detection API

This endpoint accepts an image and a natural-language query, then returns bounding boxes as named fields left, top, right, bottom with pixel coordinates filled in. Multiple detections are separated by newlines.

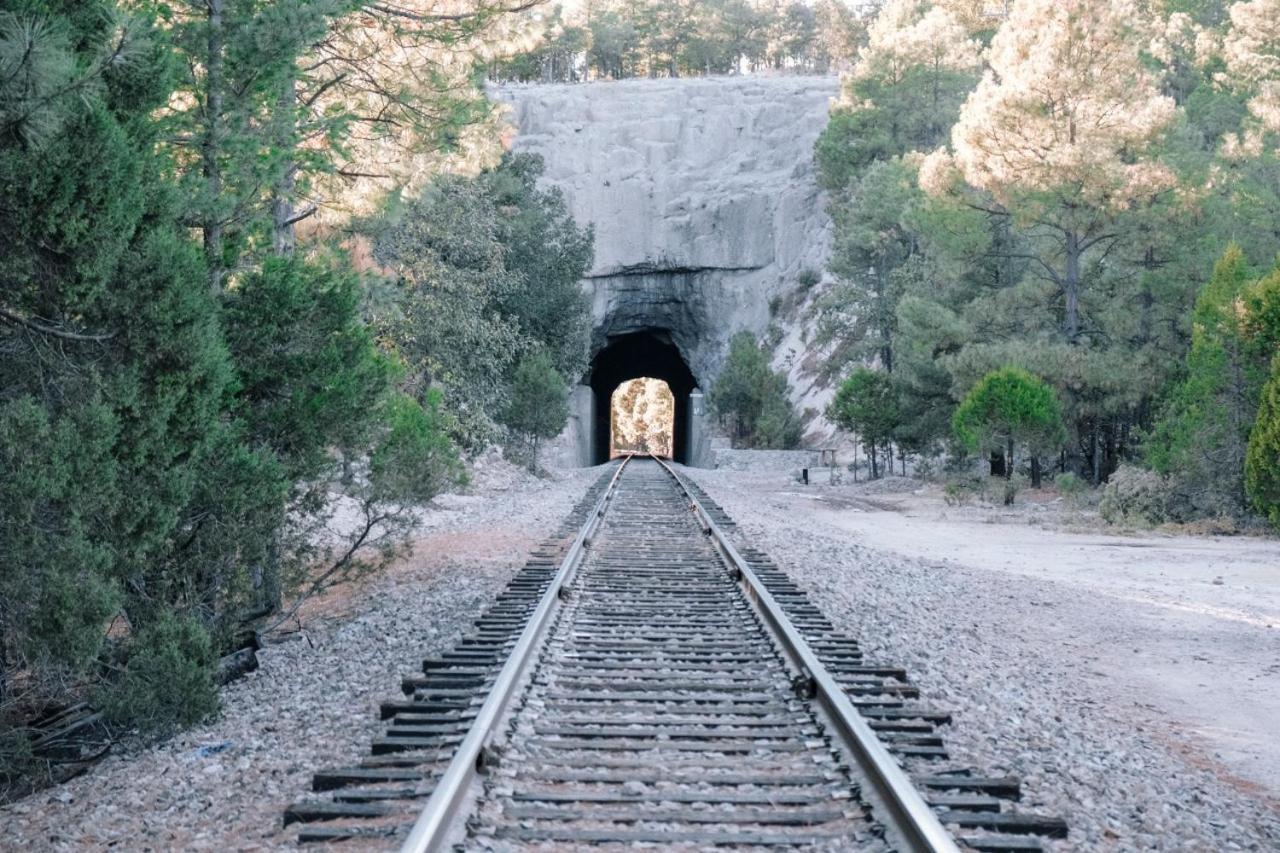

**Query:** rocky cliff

left=492, top=75, right=843, bottom=455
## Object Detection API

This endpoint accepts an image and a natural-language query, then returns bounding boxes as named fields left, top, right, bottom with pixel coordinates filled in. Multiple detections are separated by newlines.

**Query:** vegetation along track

left=284, top=457, right=1067, bottom=851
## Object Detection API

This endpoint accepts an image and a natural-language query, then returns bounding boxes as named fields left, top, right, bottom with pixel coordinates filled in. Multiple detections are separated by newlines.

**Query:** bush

left=99, top=614, right=219, bottom=734
left=1055, top=471, right=1088, bottom=507
left=999, top=474, right=1026, bottom=506
left=756, top=389, right=803, bottom=450
left=943, top=473, right=982, bottom=506
left=1099, top=465, right=1172, bottom=526
left=370, top=391, right=466, bottom=502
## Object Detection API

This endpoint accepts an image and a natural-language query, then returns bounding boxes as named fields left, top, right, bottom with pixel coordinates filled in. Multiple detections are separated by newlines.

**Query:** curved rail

left=651, top=456, right=961, bottom=853
left=399, top=455, right=633, bottom=853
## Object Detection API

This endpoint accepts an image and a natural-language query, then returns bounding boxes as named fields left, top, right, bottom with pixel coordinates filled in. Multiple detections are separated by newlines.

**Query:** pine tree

left=928, top=0, right=1179, bottom=343
left=501, top=351, right=570, bottom=469
left=828, top=369, right=900, bottom=479
left=0, top=1, right=231, bottom=727
left=952, top=367, right=1066, bottom=485
left=1147, top=246, right=1259, bottom=515
left=710, top=333, right=801, bottom=449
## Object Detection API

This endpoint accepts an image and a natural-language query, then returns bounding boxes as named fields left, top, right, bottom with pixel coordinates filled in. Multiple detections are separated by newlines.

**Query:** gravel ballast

left=0, top=460, right=600, bottom=851
left=683, top=466, right=1280, bottom=851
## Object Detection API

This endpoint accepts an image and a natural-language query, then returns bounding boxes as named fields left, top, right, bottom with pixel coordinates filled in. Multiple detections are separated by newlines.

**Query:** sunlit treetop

left=847, top=0, right=983, bottom=91
left=923, top=0, right=1179, bottom=214
left=1221, top=0, right=1280, bottom=137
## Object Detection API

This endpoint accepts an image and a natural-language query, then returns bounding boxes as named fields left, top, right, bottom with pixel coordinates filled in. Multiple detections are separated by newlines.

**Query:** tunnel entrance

left=610, top=378, right=675, bottom=458
left=589, top=331, right=696, bottom=464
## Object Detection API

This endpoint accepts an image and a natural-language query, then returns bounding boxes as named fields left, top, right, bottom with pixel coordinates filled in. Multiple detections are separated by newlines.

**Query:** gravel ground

left=0, top=457, right=600, bottom=852
left=683, top=466, right=1280, bottom=851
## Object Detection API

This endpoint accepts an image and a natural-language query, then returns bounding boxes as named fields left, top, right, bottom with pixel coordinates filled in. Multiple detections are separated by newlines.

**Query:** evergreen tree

left=828, top=369, right=900, bottom=479
left=374, top=153, right=594, bottom=452
left=1147, top=246, right=1262, bottom=514
left=501, top=351, right=570, bottom=469
left=0, top=1, right=231, bottom=728
left=710, top=332, right=801, bottom=449
left=952, top=367, right=1066, bottom=485
left=1246, top=354, right=1280, bottom=528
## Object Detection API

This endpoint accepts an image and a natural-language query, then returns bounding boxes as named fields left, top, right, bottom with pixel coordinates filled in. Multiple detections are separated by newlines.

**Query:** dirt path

left=815, top=495, right=1280, bottom=797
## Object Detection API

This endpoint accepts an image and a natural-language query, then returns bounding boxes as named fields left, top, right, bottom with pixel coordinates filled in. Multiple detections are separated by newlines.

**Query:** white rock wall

left=494, top=76, right=840, bottom=386
left=493, top=76, right=849, bottom=456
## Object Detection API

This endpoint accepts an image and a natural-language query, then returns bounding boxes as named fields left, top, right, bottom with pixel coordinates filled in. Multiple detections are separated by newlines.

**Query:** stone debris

left=0, top=465, right=598, bottom=852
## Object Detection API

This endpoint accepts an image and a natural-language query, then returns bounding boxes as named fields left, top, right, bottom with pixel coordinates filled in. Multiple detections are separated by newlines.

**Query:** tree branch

left=365, top=0, right=543, bottom=24
left=0, top=308, right=116, bottom=342
left=282, top=203, right=319, bottom=227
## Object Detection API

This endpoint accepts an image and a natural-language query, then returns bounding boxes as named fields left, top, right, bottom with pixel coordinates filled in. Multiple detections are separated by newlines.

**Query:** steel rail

left=399, top=454, right=633, bottom=853
left=652, top=456, right=962, bottom=853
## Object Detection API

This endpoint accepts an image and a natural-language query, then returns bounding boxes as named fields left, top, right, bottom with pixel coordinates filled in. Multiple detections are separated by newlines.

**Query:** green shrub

left=99, top=613, right=219, bottom=734
left=1055, top=472, right=1084, bottom=498
left=371, top=390, right=466, bottom=501
left=1055, top=471, right=1089, bottom=507
left=943, top=474, right=982, bottom=507
left=999, top=474, right=1026, bottom=506
left=1245, top=355, right=1280, bottom=529
left=756, top=389, right=803, bottom=450
left=0, top=727, right=40, bottom=793
left=1099, top=465, right=1172, bottom=526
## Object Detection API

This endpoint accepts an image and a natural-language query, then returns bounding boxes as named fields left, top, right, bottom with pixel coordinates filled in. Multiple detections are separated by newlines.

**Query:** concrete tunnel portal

left=588, top=331, right=699, bottom=465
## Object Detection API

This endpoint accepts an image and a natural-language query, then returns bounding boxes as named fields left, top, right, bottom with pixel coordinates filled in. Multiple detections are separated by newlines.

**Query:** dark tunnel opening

left=588, top=331, right=696, bottom=465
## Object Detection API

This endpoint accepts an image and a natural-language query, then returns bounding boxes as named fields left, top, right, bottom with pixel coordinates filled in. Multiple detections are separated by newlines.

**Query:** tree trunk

left=271, top=71, right=298, bottom=257
left=1005, top=437, right=1014, bottom=480
left=1091, top=427, right=1102, bottom=485
left=1063, top=229, right=1081, bottom=342
left=203, top=0, right=225, bottom=293
left=869, top=440, right=879, bottom=479
left=1030, top=456, right=1042, bottom=488
left=989, top=450, right=1005, bottom=478
left=876, top=264, right=893, bottom=373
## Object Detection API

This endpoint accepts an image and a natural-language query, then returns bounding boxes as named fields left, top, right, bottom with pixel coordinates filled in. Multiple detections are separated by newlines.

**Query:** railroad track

left=285, top=457, right=1067, bottom=851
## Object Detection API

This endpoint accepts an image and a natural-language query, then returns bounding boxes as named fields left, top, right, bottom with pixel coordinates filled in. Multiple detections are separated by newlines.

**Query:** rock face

left=492, top=76, right=841, bottom=464
left=492, top=76, right=839, bottom=387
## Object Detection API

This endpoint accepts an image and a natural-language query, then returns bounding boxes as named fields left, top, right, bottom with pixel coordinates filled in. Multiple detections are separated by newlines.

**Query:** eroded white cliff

left=493, top=75, right=843, bottom=456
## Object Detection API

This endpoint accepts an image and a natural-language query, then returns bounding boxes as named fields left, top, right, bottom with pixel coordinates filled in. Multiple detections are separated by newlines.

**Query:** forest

left=0, top=0, right=591, bottom=783
left=2, top=0, right=1279, bottom=799
left=489, top=0, right=863, bottom=81
left=815, top=0, right=1280, bottom=529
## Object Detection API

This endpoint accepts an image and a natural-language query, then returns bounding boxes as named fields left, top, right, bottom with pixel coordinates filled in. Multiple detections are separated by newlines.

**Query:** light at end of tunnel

left=610, top=378, right=675, bottom=459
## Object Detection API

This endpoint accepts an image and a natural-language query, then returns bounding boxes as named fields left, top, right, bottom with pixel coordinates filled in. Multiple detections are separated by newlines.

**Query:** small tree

left=1146, top=246, right=1268, bottom=514
left=756, top=383, right=804, bottom=450
left=710, top=332, right=802, bottom=449
left=1246, top=355, right=1280, bottom=529
left=501, top=351, right=569, bottom=469
left=828, top=369, right=899, bottom=479
left=952, top=367, right=1065, bottom=487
